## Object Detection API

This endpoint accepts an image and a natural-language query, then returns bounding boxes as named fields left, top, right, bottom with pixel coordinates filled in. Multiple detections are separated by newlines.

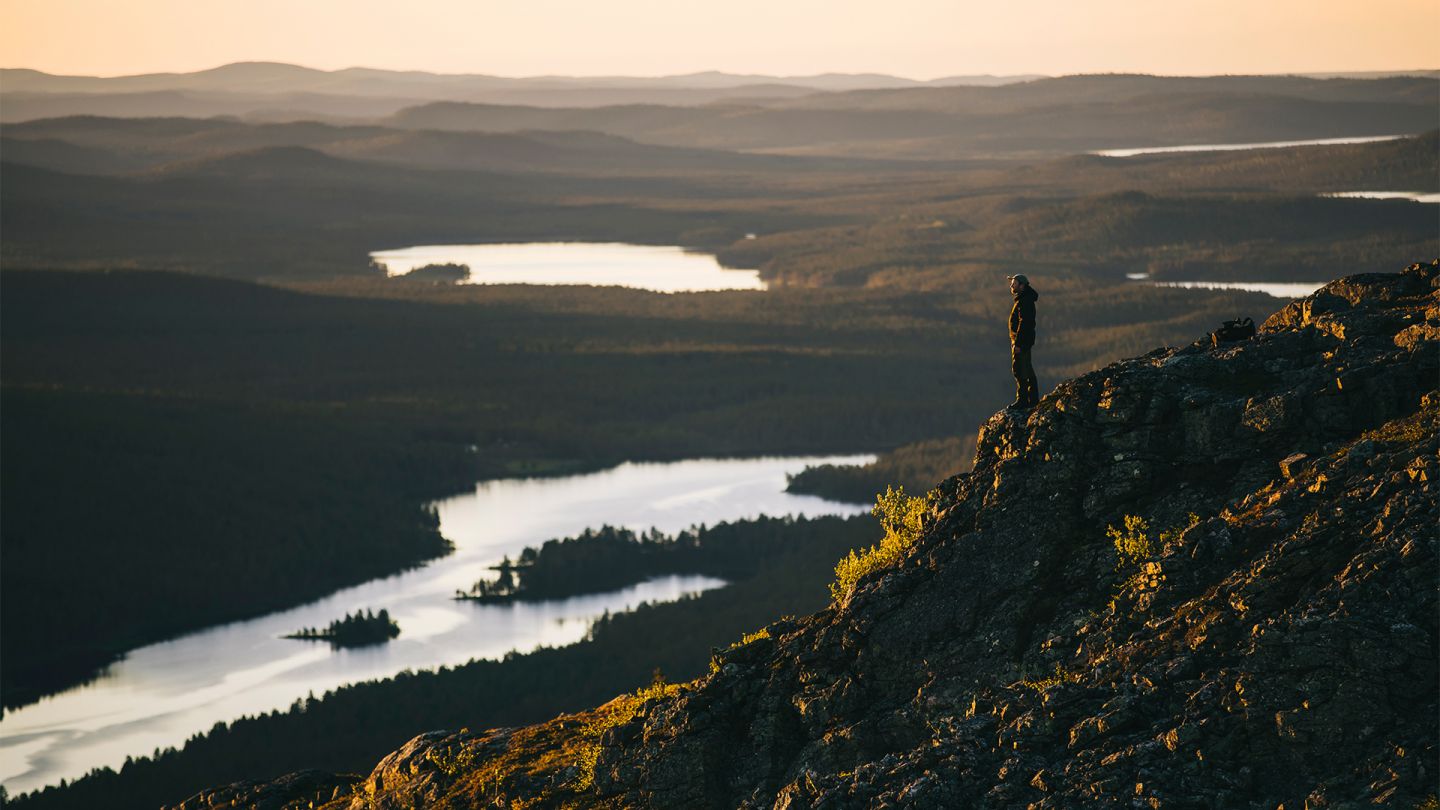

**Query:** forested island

left=457, top=518, right=849, bottom=603
left=284, top=610, right=400, bottom=647
left=394, top=262, right=470, bottom=284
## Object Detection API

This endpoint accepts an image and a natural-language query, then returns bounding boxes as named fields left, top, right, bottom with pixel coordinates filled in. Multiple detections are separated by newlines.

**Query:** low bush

left=1108, top=513, right=1200, bottom=571
left=1108, top=515, right=1155, bottom=569
left=830, top=486, right=937, bottom=604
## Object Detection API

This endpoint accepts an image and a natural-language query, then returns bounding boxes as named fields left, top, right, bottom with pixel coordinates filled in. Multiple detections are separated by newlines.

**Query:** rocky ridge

left=177, top=262, right=1438, bottom=810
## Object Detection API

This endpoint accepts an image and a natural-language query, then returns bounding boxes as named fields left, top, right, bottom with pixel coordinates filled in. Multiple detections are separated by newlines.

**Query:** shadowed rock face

left=176, top=262, right=1438, bottom=810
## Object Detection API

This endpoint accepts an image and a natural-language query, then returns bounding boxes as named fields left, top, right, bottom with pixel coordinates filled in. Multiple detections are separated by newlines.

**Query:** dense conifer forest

left=0, top=387, right=469, bottom=707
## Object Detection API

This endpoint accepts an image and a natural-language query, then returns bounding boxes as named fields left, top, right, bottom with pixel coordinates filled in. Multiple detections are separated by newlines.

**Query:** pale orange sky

left=2, top=0, right=1436, bottom=79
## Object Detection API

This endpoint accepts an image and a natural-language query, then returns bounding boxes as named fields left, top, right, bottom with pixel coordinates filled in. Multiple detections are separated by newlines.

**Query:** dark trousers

left=1011, top=344, right=1039, bottom=405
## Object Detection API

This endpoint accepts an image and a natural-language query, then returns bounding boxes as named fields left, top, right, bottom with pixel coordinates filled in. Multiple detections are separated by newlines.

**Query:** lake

left=1322, top=191, right=1440, bottom=204
left=0, top=454, right=873, bottom=795
left=1151, top=280, right=1327, bottom=299
left=1093, top=134, right=1408, bottom=158
left=369, top=242, right=766, bottom=292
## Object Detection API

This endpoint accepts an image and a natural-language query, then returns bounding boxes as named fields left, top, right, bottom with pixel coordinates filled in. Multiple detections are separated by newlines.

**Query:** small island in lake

left=396, top=262, right=470, bottom=284
left=284, top=608, right=400, bottom=647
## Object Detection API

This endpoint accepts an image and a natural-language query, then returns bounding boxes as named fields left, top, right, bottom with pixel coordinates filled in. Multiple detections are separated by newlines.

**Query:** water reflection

left=1151, top=280, right=1326, bottom=299
left=0, top=454, right=872, bottom=794
left=1322, top=191, right=1440, bottom=203
left=369, top=242, right=765, bottom=292
left=1093, top=134, right=1408, bottom=158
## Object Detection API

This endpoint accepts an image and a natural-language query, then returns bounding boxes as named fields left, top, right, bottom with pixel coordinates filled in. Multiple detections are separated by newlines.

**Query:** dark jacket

left=1009, top=285, right=1038, bottom=348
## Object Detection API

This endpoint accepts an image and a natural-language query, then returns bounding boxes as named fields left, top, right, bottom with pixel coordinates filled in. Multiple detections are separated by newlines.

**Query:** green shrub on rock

left=1108, top=515, right=1155, bottom=569
left=830, top=486, right=937, bottom=605
left=1108, top=513, right=1199, bottom=571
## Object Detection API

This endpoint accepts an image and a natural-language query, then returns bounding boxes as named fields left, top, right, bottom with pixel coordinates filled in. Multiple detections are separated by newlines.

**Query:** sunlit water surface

left=1093, top=134, right=1408, bottom=158
left=1150, top=280, right=1328, bottom=299
left=369, top=242, right=765, bottom=292
left=1124, top=274, right=1326, bottom=299
left=0, top=455, right=872, bottom=794
left=1321, top=191, right=1440, bottom=203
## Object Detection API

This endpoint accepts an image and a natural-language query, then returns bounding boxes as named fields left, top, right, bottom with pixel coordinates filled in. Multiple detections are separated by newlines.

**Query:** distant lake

left=1093, top=134, right=1408, bottom=158
left=0, top=454, right=873, bottom=795
left=369, top=242, right=766, bottom=292
left=1147, top=279, right=1327, bottom=299
left=1322, top=191, right=1440, bottom=203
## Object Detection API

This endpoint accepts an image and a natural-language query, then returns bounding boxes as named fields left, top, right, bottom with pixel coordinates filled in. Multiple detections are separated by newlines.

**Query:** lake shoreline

left=10, top=514, right=882, bottom=809
left=2, top=442, right=887, bottom=714
left=0, top=454, right=872, bottom=795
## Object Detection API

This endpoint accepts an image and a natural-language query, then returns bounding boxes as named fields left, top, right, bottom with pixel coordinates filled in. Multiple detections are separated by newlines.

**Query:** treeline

left=460, top=516, right=854, bottom=601
left=787, top=435, right=977, bottom=504
left=11, top=515, right=879, bottom=810
left=0, top=386, right=472, bottom=708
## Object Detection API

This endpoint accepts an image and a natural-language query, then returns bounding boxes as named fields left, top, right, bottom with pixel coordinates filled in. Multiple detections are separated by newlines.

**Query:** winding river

left=0, top=454, right=873, bottom=795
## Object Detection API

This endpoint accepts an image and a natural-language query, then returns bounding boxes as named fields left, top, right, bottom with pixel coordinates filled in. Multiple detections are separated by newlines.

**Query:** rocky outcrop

left=181, top=262, right=1439, bottom=809
left=170, top=769, right=359, bottom=810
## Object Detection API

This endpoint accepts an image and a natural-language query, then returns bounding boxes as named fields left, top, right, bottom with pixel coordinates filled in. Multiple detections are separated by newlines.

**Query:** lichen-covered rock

left=168, top=769, right=360, bottom=810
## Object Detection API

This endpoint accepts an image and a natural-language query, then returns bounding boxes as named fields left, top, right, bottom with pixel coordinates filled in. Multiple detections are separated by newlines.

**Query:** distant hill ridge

left=2, top=62, right=1044, bottom=95
left=3, top=64, right=1432, bottom=123
left=6, top=63, right=1434, bottom=97
left=1, top=116, right=834, bottom=177
left=381, top=89, right=1435, bottom=155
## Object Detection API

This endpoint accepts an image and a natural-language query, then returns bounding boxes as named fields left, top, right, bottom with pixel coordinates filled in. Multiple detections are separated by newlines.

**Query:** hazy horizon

left=4, top=59, right=1437, bottom=83
left=3, top=0, right=1437, bottom=81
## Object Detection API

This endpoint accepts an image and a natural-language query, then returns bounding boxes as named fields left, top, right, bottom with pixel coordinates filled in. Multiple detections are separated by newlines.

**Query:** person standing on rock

left=1007, top=273, right=1040, bottom=410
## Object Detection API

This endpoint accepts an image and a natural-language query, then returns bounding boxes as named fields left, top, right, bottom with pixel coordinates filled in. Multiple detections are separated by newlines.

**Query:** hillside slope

left=178, top=262, right=1438, bottom=809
